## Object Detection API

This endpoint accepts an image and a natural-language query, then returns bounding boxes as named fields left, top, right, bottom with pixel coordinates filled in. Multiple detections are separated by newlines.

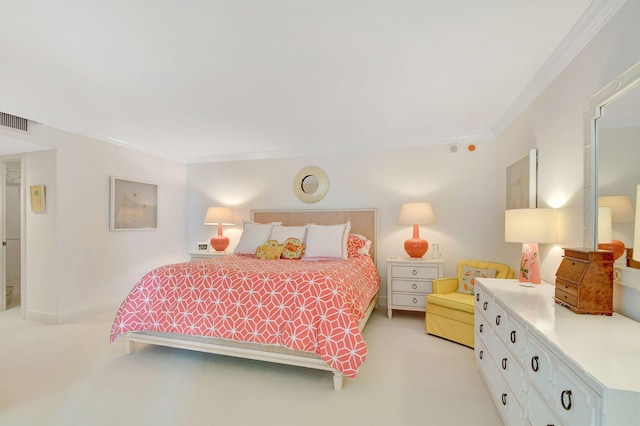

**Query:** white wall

left=187, top=141, right=499, bottom=306
left=494, top=1, right=640, bottom=313
left=0, top=124, right=188, bottom=322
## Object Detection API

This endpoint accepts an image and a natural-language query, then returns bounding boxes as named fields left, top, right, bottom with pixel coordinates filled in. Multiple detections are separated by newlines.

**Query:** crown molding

left=492, top=0, right=628, bottom=136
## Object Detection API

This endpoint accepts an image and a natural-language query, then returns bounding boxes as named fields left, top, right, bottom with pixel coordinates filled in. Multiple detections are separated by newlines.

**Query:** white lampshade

left=398, top=202, right=435, bottom=225
left=204, top=207, right=234, bottom=225
left=599, top=196, right=634, bottom=223
left=505, top=208, right=557, bottom=243
left=597, top=206, right=612, bottom=244
left=634, top=185, right=640, bottom=262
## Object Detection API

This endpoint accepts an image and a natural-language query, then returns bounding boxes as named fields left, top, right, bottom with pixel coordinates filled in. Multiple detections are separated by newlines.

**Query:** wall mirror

left=293, top=166, right=329, bottom=203
left=584, top=61, right=640, bottom=251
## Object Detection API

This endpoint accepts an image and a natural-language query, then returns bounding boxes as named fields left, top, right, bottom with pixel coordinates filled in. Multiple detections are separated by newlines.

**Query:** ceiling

left=0, top=1, right=613, bottom=163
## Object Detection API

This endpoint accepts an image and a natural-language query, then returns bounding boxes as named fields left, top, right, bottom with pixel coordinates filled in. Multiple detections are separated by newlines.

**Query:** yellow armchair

left=425, top=259, right=514, bottom=348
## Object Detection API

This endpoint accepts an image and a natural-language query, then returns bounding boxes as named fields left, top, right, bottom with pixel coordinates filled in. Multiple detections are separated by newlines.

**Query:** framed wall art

left=110, top=177, right=158, bottom=231
left=506, top=148, right=537, bottom=209
left=30, top=184, right=46, bottom=212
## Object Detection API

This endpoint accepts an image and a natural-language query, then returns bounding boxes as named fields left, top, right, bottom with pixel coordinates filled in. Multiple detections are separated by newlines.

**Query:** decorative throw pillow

left=280, top=237, right=305, bottom=260
left=457, top=266, right=497, bottom=295
left=269, top=225, right=308, bottom=244
left=347, top=233, right=372, bottom=257
left=255, top=240, right=284, bottom=260
left=303, top=222, right=351, bottom=260
left=234, top=221, right=278, bottom=255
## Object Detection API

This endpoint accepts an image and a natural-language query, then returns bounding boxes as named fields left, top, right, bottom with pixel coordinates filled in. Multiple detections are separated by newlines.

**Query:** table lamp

left=598, top=196, right=633, bottom=261
left=505, top=208, right=557, bottom=285
left=633, top=184, right=640, bottom=266
left=398, top=202, right=435, bottom=259
left=204, top=207, right=235, bottom=251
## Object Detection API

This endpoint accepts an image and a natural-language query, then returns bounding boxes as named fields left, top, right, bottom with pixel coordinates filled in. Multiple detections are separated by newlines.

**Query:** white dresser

left=475, top=278, right=640, bottom=426
left=386, top=256, right=444, bottom=319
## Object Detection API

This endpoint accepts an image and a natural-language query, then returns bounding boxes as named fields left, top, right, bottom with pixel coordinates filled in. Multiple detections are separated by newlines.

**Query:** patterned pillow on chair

left=457, top=266, right=497, bottom=294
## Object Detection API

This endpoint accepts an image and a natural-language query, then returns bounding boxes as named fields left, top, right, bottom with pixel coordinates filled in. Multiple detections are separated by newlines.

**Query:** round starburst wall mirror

left=293, top=166, right=329, bottom=203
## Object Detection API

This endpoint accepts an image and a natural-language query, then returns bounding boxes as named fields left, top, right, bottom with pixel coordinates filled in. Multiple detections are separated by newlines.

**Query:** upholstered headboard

left=252, top=209, right=377, bottom=263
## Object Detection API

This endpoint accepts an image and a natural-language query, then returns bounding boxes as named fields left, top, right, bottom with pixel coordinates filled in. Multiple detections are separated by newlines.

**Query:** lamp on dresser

left=204, top=207, right=235, bottom=252
left=505, top=208, right=557, bottom=285
left=632, top=184, right=640, bottom=268
left=598, top=195, right=633, bottom=261
left=398, top=202, right=435, bottom=259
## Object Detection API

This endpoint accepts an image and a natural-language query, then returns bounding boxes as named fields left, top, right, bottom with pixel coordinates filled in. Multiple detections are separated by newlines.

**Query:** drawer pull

left=479, top=350, right=484, bottom=360
left=495, top=315, right=501, bottom=326
left=412, top=283, right=418, bottom=290
left=561, top=390, right=572, bottom=411
left=412, top=269, right=418, bottom=276
left=531, top=356, right=539, bottom=372
left=412, top=297, right=418, bottom=304
left=501, top=358, right=507, bottom=370
left=510, top=330, right=516, bottom=343
left=479, top=324, right=483, bottom=333
left=501, top=393, right=507, bottom=406
left=476, top=293, right=480, bottom=302
left=483, top=301, right=488, bottom=311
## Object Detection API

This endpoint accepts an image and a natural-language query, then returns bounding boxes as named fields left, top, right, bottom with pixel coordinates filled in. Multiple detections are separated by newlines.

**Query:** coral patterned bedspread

left=110, top=255, right=380, bottom=378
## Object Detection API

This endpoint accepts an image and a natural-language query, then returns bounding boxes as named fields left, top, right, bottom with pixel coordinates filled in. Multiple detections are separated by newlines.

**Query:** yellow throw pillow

left=281, top=237, right=305, bottom=260
left=255, top=240, right=284, bottom=260
left=457, top=266, right=497, bottom=295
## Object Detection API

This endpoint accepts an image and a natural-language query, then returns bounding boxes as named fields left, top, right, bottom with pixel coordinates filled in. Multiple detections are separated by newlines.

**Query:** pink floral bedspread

left=110, top=255, right=380, bottom=378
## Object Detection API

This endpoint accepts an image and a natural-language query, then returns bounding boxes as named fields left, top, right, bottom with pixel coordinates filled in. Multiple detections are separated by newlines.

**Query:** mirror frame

left=293, top=166, right=329, bottom=203
left=584, top=61, right=640, bottom=249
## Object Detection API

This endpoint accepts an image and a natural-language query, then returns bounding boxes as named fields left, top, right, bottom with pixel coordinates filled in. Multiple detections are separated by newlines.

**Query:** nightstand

left=189, top=251, right=229, bottom=260
left=387, top=256, right=444, bottom=319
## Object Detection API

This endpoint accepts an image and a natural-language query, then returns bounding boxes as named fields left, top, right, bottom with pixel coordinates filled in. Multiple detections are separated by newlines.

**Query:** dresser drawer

left=493, top=338, right=525, bottom=405
left=390, top=265, right=439, bottom=279
left=553, top=362, right=601, bottom=426
left=556, top=279, right=579, bottom=296
left=492, top=369, right=526, bottom=426
left=528, top=385, right=562, bottom=426
left=391, top=279, right=432, bottom=294
left=526, top=335, right=553, bottom=398
left=556, top=257, right=588, bottom=284
left=392, top=293, right=426, bottom=308
left=555, top=288, right=578, bottom=307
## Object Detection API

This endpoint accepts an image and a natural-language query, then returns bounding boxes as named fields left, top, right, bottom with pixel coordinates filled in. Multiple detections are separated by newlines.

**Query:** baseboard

left=25, top=299, right=121, bottom=324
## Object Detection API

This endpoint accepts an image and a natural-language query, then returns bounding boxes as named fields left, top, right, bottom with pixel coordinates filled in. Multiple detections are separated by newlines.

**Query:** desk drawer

left=555, top=288, right=578, bottom=307
left=556, top=280, right=579, bottom=297
left=556, top=258, right=588, bottom=285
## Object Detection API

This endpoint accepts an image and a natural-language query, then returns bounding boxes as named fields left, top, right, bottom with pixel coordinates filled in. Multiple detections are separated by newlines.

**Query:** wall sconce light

left=505, top=208, right=557, bottom=285
left=204, top=207, right=235, bottom=251
left=398, top=202, right=435, bottom=259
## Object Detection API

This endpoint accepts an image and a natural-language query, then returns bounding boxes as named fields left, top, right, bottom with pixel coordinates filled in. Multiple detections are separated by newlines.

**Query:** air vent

left=0, top=112, right=29, bottom=132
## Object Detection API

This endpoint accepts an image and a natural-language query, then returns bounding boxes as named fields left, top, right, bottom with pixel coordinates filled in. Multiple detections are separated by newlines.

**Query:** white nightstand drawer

left=392, top=293, right=426, bottom=308
left=391, top=279, right=433, bottom=294
left=391, top=265, right=439, bottom=279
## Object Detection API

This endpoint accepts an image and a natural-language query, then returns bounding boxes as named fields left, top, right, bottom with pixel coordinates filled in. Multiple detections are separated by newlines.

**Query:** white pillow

left=269, top=225, right=308, bottom=244
left=303, top=222, right=351, bottom=260
left=234, top=222, right=276, bottom=255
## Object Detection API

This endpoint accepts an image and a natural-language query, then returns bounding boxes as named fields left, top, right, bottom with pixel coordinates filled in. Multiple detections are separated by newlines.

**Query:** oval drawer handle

left=412, top=269, right=418, bottom=276
left=476, top=293, right=480, bottom=302
left=412, top=297, right=418, bottom=304
left=531, top=356, right=539, bottom=372
left=501, top=393, right=507, bottom=406
left=495, top=315, right=501, bottom=326
left=501, top=358, right=507, bottom=370
left=483, top=301, right=488, bottom=311
left=561, top=390, right=572, bottom=411
left=479, top=324, right=483, bottom=333
left=510, top=330, right=516, bottom=344
left=412, top=283, right=418, bottom=290
left=479, top=350, right=484, bottom=360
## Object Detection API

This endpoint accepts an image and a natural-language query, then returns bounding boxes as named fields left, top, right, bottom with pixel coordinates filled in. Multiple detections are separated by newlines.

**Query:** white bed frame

left=123, top=209, right=378, bottom=390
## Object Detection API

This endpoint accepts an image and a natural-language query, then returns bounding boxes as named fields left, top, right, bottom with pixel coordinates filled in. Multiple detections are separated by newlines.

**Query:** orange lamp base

left=598, top=239, right=625, bottom=261
left=404, top=225, right=428, bottom=258
left=210, top=223, right=229, bottom=251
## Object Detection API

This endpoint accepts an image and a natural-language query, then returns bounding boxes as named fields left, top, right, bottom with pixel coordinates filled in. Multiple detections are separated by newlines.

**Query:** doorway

left=1, top=159, right=21, bottom=311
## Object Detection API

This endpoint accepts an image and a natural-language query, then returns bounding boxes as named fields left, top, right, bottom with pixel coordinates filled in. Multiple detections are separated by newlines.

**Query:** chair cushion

left=457, top=265, right=497, bottom=295
left=426, top=292, right=475, bottom=314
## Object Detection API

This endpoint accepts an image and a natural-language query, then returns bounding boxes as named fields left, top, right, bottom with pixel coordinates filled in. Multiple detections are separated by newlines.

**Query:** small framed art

left=110, top=177, right=158, bottom=231
left=30, top=185, right=46, bottom=212
left=197, top=242, right=210, bottom=252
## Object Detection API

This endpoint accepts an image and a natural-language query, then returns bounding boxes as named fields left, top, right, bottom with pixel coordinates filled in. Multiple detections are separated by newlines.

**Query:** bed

left=110, top=209, right=379, bottom=390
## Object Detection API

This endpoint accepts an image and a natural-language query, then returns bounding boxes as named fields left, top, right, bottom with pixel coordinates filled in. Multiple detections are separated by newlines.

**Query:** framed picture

left=197, top=242, right=210, bottom=252
left=110, top=177, right=158, bottom=231
left=30, top=184, right=46, bottom=212
left=506, top=149, right=537, bottom=209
